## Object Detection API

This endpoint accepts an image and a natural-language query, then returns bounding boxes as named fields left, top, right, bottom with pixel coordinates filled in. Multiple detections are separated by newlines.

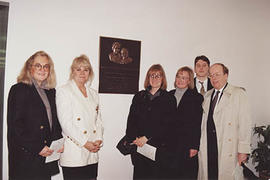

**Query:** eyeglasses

left=32, top=63, right=50, bottom=71
left=150, top=74, right=161, bottom=79
left=209, top=73, right=223, bottom=78
left=176, top=75, right=189, bottom=81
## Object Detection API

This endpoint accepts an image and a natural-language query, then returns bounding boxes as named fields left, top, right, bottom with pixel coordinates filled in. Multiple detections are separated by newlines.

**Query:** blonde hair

left=17, top=51, right=56, bottom=89
left=174, top=66, right=194, bottom=89
left=69, top=54, right=94, bottom=83
left=144, top=64, right=167, bottom=90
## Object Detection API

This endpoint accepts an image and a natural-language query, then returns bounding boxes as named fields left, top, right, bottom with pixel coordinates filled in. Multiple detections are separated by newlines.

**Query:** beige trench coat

left=198, top=84, right=251, bottom=180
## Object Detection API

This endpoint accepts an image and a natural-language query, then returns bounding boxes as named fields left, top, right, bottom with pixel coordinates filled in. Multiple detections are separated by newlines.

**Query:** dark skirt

left=8, top=149, right=59, bottom=180
left=62, top=163, right=98, bottom=180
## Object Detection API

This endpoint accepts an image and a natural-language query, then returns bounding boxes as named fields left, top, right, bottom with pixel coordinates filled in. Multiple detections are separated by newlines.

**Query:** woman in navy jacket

left=170, top=66, right=203, bottom=179
left=125, top=64, right=177, bottom=180
left=7, top=51, right=63, bottom=180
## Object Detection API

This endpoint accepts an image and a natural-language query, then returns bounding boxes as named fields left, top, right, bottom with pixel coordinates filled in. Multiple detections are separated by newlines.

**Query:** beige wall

left=2, top=0, right=270, bottom=179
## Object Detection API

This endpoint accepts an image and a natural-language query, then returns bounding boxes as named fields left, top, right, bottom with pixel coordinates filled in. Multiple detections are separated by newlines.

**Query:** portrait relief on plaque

left=108, top=42, right=133, bottom=65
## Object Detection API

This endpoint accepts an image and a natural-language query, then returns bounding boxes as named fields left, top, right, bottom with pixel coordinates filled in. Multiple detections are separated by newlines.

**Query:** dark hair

left=194, top=55, right=210, bottom=66
left=213, top=63, right=229, bottom=75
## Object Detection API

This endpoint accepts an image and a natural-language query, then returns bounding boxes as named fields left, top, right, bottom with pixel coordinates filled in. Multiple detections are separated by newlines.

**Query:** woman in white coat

left=56, top=55, right=103, bottom=180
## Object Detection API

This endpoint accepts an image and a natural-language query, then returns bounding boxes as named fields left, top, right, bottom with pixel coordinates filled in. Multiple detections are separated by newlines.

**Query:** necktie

left=211, top=91, right=220, bottom=112
left=199, top=81, right=205, bottom=95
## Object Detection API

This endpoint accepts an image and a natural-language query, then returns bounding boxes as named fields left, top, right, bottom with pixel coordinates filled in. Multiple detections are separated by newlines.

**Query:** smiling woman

left=7, top=51, right=63, bottom=179
left=56, top=55, right=104, bottom=180
left=124, top=64, right=178, bottom=179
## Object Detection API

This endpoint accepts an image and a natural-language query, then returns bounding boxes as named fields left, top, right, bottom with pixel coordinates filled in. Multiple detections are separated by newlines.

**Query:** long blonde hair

left=17, top=51, right=56, bottom=89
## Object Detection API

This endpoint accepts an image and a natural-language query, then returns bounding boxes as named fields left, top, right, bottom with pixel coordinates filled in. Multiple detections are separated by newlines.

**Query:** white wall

left=2, top=0, right=270, bottom=179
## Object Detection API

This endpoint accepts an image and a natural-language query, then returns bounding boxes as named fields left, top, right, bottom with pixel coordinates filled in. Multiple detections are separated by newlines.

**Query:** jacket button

left=83, top=130, right=87, bottom=134
left=40, top=126, right=44, bottom=130
left=228, top=122, right=232, bottom=126
left=93, top=130, right=96, bottom=133
left=44, top=140, right=47, bottom=144
left=228, top=138, right=232, bottom=142
left=77, top=118, right=81, bottom=121
left=229, top=154, right=232, bottom=157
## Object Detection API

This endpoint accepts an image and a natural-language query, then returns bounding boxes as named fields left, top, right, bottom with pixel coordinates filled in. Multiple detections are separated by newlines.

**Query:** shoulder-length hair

left=144, top=64, right=167, bottom=90
left=174, top=66, right=194, bottom=89
left=17, top=51, right=56, bottom=89
left=69, top=54, right=94, bottom=83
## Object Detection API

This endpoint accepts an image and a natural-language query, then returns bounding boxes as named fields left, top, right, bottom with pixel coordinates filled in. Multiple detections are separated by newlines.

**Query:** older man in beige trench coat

left=198, top=63, right=251, bottom=180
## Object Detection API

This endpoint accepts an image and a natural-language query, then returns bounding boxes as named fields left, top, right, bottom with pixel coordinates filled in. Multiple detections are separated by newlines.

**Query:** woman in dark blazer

left=125, top=64, right=177, bottom=180
left=7, top=51, right=63, bottom=180
left=170, top=66, right=203, bottom=179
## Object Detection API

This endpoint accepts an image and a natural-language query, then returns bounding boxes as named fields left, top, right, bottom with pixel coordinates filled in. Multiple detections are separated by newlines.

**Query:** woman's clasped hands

left=84, top=140, right=103, bottom=152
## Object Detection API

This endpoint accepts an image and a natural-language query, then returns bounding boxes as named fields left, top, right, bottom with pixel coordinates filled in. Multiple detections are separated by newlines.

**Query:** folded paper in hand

left=233, top=163, right=244, bottom=180
left=137, top=144, right=156, bottom=161
left=45, top=138, right=64, bottom=163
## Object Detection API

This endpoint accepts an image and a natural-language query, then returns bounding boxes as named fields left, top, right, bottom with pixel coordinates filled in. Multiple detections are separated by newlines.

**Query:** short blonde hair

left=69, top=54, right=94, bottom=83
left=174, top=66, right=194, bottom=89
left=144, top=64, right=167, bottom=90
left=17, top=51, right=56, bottom=89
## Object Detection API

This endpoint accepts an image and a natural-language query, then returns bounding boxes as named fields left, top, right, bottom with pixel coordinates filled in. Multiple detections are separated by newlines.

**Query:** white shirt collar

left=196, top=78, right=208, bottom=91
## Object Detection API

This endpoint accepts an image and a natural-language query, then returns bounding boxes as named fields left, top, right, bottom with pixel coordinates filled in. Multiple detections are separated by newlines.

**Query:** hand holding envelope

left=45, top=138, right=64, bottom=163
left=137, top=143, right=157, bottom=161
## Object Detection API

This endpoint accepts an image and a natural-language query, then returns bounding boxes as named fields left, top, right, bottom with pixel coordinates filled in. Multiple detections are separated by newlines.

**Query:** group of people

left=124, top=55, right=251, bottom=180
left=7, top=50, right=251, bottom=180
left=7, top=51, right=103, bottom=180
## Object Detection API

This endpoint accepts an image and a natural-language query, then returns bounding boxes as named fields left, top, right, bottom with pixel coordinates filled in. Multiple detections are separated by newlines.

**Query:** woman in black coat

left=170, top=66, right=203, bottom=179
left=7, top=51, right=63, bottom=180
left=125, top=64, right=177, bottom=180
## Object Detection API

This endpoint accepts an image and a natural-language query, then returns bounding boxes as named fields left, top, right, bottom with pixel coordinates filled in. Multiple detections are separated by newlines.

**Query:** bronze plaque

left=99, top=36, right=141, bottom=94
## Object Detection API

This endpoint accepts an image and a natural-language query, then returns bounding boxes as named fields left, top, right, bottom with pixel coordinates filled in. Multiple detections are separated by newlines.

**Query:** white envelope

left=233, top=163, right=244, bottom=180
left=45, top=138, right=64, bottom=163
left=137, top=143, right=156, bottom=161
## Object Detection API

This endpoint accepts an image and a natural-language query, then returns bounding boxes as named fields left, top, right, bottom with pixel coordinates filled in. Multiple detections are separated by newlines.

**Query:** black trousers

left=133, top=160, right=159, bottom=180
left=207, top=116, right=218, bottom=180
left=133, top=153, right=178, bottom=180
left=62, top=163, right=98, bottom=180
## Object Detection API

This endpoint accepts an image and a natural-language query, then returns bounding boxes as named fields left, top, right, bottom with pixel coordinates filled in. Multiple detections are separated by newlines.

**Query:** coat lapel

left=31, top=85, right=51, bottom=129
left=177, top=88, right=191, bottom=109
left=214, top=84, right=232, bottom=114
left=202, top=89, right=213, bottom=114
left=70, top=80, right=98, bottom=116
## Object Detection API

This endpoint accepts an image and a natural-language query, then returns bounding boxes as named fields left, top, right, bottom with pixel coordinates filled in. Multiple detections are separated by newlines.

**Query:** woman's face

left=72, top=65, right=90, bottom=85
left=149, top=71, right=162, bottom=89
left=175, top=71, right=190, bottom=89
left=31, top=56, right=50, bottom=85
left=113, top=44, right=120, bottom=54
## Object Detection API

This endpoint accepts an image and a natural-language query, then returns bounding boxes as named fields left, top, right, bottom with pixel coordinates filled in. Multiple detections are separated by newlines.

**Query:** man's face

left=209, top=64, right=228, bottom=90
left=195, top=60, right=209, bottom=78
